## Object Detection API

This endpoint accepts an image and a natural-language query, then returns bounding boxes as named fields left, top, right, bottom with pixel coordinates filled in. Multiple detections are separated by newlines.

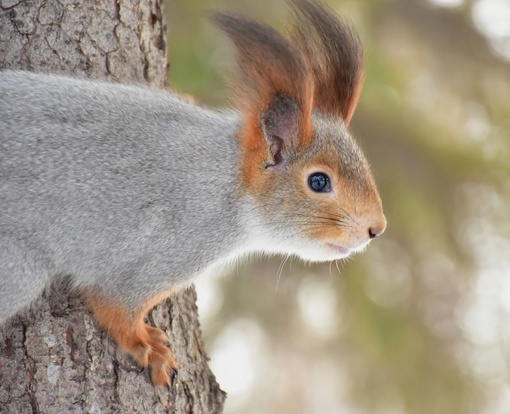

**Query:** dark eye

left=308, top=172, right=331, bottom=193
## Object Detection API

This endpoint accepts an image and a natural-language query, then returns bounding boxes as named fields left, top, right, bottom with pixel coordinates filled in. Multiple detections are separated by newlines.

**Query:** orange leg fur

left=85, top=292, right=177, bottom=386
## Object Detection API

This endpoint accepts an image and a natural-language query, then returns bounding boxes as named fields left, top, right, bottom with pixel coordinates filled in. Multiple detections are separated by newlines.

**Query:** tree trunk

left=0, top=1, right=225, bottom=412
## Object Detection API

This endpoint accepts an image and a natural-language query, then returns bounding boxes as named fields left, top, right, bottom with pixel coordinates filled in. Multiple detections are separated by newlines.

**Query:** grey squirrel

left=0, top=0, right=386, bottom=386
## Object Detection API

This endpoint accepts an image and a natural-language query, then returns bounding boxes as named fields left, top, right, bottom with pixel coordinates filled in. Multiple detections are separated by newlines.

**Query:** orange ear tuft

left=211, top=12, right=314, bottom=152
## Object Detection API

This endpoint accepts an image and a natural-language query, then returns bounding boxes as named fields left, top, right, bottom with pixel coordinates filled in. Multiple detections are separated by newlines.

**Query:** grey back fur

left=0, top=71, right=245, bottom=319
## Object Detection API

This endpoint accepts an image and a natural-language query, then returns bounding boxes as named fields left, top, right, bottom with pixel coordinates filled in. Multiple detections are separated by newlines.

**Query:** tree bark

left=0, top=1, right=225, bottom=412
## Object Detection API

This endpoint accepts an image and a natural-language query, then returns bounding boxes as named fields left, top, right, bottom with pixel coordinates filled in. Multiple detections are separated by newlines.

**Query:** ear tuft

left=289, top=0, right=364, bottom=125
left=211, top=12, right=314, bottom=151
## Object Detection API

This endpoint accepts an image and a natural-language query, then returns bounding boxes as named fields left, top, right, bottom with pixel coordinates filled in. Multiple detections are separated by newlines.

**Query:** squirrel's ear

left=259, top=94, right=300, bottom=167
left=211, top=11, right=314, bottom=162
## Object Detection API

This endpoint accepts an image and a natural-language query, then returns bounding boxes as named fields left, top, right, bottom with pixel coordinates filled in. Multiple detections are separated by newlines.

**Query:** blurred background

left=165, top=0, right=510, bottom=413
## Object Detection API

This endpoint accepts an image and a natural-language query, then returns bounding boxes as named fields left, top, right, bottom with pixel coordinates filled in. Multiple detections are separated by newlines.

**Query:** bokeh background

left=165, top=0, right=510, bottom=413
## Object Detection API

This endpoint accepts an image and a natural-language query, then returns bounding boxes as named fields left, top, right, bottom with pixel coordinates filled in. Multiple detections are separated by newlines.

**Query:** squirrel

left=0, top=0, right=386, bottom=386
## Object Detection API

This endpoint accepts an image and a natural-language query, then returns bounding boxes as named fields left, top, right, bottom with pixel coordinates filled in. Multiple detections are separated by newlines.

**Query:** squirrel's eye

left=308, top=172, right=331, bottom=193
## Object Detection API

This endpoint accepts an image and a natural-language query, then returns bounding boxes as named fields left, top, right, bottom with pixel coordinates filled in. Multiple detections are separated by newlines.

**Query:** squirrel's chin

left=291, top=240, right=371, bottom=263
left=325, top=243, right=350, bottom=256
left=289, top=244, right=352, bottom=263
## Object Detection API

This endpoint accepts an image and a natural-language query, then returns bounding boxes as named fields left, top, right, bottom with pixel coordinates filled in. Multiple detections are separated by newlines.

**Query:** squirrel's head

left=213, top=0, right=386, bottom=262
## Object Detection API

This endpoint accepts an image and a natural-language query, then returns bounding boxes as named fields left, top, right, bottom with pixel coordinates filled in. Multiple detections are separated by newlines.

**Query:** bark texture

left=0, top=1, right=226, bottom=412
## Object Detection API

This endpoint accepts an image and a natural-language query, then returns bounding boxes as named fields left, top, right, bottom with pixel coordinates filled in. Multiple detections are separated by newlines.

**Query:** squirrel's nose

left=368, top=217, right=386, bottom=239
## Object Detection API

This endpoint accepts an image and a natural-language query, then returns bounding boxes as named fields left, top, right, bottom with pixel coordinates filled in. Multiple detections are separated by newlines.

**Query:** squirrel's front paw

left=86, top=294, right=177, bottom=386
left=125, top=324, right=177, bottom=386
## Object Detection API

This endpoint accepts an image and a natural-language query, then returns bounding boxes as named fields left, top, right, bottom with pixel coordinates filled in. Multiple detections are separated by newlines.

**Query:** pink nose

left=368, top=218, right=386, bottom=239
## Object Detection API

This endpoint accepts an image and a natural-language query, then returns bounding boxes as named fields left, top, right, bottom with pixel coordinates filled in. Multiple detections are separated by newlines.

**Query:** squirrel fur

left=0, top=0, right=386, bottom=386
